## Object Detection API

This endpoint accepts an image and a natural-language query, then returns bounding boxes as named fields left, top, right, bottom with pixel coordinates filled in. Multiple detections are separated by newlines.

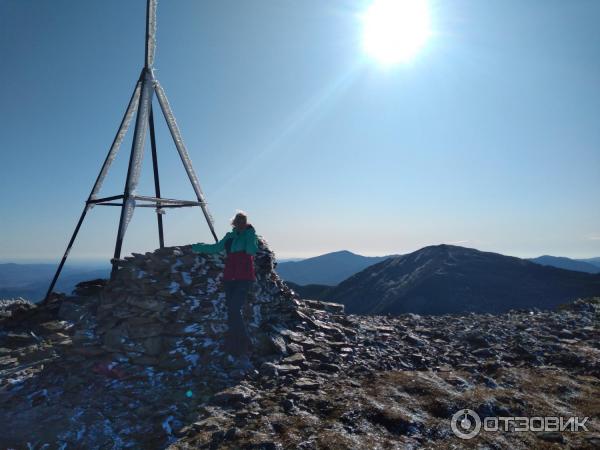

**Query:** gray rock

left=212, top=386, right=256, bottom=405
left=294, top=378, right=320, bottom=391
left=260, top=362, right=301, bottom=377
left=282, top=353, right=306, bottom=365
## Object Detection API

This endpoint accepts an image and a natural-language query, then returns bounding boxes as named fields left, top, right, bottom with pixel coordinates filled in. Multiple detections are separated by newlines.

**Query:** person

left=191, top=211, right=258, bottom=359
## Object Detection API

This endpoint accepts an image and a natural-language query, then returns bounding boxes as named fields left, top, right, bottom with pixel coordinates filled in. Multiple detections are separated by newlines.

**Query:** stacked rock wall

left=2, top=239, right=352, bottom=448
left=60, top=238, right=301, bottom=369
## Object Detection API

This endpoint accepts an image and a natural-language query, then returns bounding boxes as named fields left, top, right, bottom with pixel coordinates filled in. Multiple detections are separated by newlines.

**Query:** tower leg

left=44, top=81, right=142, bottom=302
left=44, top=207, right=89, bottom=302
left=112, top=69, right=155, bottom=277
left=154, top=82, right=219, bottom=242
left=91, top=81, right=143, bottom=199
left=149, top=105, right=165, bottom=248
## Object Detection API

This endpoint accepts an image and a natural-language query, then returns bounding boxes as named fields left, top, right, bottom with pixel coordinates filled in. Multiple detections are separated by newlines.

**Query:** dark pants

left=223, top=280, right=253, bottom=356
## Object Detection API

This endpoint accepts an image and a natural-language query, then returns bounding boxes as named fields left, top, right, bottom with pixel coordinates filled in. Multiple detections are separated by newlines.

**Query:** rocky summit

left=0, top=239, right=599, bottom=449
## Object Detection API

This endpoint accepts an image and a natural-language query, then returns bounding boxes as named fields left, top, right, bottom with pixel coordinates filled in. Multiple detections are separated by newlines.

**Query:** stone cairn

left=59, top=238, right=303, bottom=370
left=0, top=239, right=346, bottom=448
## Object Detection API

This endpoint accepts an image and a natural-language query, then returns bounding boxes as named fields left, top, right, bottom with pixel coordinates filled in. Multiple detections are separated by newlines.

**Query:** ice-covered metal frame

left=45, top=0, right=218, bottom=300
left=145, top=0, right=157, bottom=69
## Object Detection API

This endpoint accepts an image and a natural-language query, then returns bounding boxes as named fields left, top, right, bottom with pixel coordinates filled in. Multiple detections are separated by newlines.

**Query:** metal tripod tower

left=45, top=0, right=218, bottom=300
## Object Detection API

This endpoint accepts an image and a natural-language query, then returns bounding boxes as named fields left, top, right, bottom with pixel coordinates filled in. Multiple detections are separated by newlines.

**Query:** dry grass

left=178, top=367, right=599, bottom=449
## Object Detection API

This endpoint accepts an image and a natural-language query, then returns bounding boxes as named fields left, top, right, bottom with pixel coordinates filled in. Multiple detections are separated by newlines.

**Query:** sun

left=361, top=0, right=432, bottom=65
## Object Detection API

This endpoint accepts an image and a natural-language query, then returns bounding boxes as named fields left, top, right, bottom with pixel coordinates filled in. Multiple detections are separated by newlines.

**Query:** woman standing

left=191, top=211, right=258, bottom=358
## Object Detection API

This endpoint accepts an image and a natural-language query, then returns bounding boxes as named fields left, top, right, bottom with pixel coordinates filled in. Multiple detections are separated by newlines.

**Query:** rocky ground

left=168, top=298, right=600, bottom=450
left=0, top=243, right=599, bottom=449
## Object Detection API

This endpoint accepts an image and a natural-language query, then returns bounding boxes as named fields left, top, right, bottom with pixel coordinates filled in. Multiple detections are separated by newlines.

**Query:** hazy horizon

left=1, top=243, right=598, bottom=265
left=2, top=1, right=599, bottom=263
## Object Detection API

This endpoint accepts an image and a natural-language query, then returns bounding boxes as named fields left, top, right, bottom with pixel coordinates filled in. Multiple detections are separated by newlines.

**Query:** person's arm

left=192, top=233, right=230, bottom=254
left=245, top=227, right=258, bottom=256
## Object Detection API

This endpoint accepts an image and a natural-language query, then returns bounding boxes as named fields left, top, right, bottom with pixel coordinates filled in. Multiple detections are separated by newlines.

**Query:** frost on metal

left=121, top=197, right=137, bottom=236
left=126, top=74, right=154, bottom=196
left=90, top=83, right=141, bottom=200
left=46, top=0, right=219, bottom=300
left=154, top=82, right=215, bottom=226
left=145, top=0, right=158, bottom=68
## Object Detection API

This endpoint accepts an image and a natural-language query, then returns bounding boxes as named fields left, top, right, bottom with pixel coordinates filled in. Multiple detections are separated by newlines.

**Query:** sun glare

left=362, top=0, right=432, bottom=65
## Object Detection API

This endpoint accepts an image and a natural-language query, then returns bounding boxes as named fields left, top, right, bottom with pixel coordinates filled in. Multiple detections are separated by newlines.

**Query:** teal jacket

left=191, top=225, right=258, bottom=256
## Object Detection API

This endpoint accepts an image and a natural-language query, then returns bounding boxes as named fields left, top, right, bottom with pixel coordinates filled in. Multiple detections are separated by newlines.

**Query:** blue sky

left=1, top=0, right=599, bottom=262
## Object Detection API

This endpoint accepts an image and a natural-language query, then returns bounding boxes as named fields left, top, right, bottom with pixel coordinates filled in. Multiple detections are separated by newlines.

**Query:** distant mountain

left=276, top=250, right=394, bottom=285
left=578, top=257, right=600, bottom=269
left=322, top=245, right=600, bottom=315
left=0, top=263, right=60, bottom=286
left=529, top=255, right=600, bottom=274
left=0, top=263, right=109, bottom=302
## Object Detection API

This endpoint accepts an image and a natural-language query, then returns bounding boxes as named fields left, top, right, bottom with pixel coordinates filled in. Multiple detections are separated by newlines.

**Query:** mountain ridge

left=275, top=250, right=395, bottom=285
left=323, top=244, right=600, bottom=315
left=0, top=263, right=109, bottom=301
left=529, top=255, right=600, bottom=274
